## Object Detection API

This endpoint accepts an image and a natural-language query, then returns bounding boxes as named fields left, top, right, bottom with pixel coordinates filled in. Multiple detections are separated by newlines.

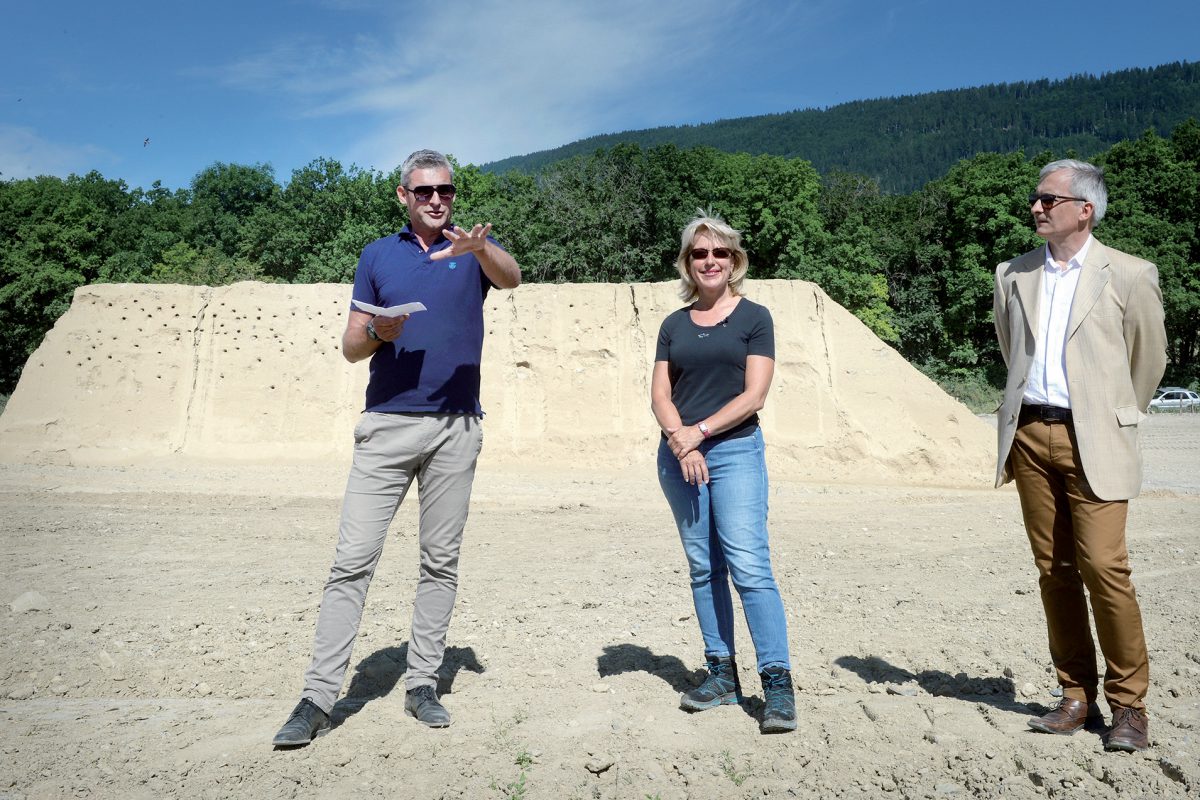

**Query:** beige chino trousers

left=301, top=412, right=483, bottom=713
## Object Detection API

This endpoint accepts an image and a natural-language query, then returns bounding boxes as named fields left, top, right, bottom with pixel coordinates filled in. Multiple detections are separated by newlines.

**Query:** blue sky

left=2, top=0, right=1198, bottom=192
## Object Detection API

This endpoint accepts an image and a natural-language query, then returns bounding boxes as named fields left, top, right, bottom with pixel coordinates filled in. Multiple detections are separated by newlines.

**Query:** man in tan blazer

left=994, top=159, right=1167, bottom=752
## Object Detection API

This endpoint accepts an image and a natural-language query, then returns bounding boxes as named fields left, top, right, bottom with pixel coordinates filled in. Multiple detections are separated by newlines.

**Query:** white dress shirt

left=1023, top=235, right=1094, bottom=409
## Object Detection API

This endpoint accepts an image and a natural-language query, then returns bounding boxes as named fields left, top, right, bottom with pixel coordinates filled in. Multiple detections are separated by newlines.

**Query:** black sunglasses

left=690, top=247, right=732, bottom=260
left=407, top=184, right=457, bottom=203
left=1028, top=192, right=1086, bottom=210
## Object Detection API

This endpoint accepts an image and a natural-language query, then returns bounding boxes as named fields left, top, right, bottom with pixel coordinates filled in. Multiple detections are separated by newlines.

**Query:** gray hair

left=400, top=149, right=453, bottom=187
left=1041, top=159, right=1108, bottom=222
left=674, top=212, right=750, bottom=302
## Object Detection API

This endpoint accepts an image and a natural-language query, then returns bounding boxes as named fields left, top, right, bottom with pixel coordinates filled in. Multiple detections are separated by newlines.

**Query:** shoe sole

left=1027, top=720, right=1083, bottom=735
left=679, top=693, right=740, bottom=712
left=761, top=718, right=797, bottom=734
left=405, top=709, right=451, bottom=728
left=1104, top=739, right=1148, bottom=752
left=272, top=725, right=331, bottom=747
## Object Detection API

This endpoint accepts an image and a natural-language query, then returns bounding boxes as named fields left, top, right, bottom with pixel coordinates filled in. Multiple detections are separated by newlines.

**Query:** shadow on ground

left=598, top=643, right=761, bottom=719
left=330, top=644, right=484, bottom=727
left=835, top=654, right=1032, bottom=714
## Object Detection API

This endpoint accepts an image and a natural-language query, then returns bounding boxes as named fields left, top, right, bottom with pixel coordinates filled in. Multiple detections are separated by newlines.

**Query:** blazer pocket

left=1115, top=405, right=1142, bottom=427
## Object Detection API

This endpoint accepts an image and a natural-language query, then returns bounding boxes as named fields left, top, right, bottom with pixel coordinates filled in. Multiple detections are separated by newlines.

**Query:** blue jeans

left=657, top=428, right=791, bottom=672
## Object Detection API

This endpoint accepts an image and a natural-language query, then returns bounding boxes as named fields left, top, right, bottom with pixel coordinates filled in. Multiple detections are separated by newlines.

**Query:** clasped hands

left=666, top=425, right=709, bottom=485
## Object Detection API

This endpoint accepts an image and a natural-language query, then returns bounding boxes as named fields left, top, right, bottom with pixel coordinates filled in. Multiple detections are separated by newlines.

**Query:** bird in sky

left=143, top=138, right=150, bottom=147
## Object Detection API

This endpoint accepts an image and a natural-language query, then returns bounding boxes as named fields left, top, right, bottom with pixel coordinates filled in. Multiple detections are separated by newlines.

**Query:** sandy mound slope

left=0, top=280, right=992, bottom=485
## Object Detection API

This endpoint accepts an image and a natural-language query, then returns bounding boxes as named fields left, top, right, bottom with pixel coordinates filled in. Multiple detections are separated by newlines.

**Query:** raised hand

left=429, top=224, right=493, bottom=261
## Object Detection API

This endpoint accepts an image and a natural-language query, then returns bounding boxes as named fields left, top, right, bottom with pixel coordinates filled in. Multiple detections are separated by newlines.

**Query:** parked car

left=1149, top=388, right=1200, bottom=411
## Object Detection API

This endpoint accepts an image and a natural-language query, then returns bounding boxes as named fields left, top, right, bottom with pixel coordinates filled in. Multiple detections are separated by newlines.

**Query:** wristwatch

left=365, top=319, right=380, bottom=341
left=698, top=422, right=711, bottom=438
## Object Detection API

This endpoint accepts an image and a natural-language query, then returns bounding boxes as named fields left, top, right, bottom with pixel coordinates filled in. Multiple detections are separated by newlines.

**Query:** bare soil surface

left=1, top=415, right=1198, bottom=799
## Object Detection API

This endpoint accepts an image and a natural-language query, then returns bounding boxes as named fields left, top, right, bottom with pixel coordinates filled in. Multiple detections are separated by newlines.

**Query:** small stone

left=590, top=683, right=610, bottom=693
left=1020, top=682, right=1038, bottom=698
left=7, top=686, right=35, bottom=700
left=1049, top=686, right=1063, bottom=697
left=196, top=682, right=212, bottom=696
left=585, top=755, right=615, bottom=774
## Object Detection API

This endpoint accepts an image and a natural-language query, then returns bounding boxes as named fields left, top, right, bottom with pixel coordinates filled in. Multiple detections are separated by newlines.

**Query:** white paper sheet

left=351, top=300, right=427, bottom=318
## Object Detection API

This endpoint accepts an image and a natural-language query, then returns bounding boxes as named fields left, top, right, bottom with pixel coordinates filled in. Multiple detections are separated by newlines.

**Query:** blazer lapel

left=1012, top=246, right=1045, bottom=340
left=1068, top=242, right=1112, bottom=339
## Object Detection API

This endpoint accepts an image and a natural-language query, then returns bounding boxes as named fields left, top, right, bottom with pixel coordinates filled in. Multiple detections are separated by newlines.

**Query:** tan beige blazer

left=993, top=239, right=1167, bottom=500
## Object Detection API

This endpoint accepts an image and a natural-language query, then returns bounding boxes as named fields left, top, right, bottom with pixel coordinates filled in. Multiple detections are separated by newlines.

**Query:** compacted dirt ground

left=1, top=415, right=1197, bottom=799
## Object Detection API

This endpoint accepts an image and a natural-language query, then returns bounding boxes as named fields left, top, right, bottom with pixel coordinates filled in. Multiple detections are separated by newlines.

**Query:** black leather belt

left=1019, top=404, right=1073, bottom=425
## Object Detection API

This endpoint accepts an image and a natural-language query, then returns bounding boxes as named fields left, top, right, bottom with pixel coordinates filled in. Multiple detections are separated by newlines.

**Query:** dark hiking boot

left=759, top=666, right=797, bottom=733
left=680, top=655, right=742, bottom=711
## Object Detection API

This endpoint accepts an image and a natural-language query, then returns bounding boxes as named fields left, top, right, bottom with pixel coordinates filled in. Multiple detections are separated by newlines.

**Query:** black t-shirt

left=655, top=298, right=774, bottom=441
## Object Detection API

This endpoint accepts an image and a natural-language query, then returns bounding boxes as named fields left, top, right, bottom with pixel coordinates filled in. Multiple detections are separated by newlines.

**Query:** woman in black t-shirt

left=651, top=213, right=796, bottom=734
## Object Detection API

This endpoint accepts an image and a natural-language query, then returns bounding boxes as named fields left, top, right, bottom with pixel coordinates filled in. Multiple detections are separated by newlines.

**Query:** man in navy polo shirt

left=273, top=149, right=521, bottom=745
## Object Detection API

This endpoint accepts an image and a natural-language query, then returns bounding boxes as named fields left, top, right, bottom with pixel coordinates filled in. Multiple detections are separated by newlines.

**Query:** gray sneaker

left=680, top=655, right=742, bottom=711
left=405, top=685, right=451, bottom=727
left=272, top=698, right=331, bottom=747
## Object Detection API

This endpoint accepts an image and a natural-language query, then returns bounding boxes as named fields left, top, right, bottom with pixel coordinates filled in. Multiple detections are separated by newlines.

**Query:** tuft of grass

left=719, top=750, right=749, bottom=786
left=491, top=769, right=528, bottom=800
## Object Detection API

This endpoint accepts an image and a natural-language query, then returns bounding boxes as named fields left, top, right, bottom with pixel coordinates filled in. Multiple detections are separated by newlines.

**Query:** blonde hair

left=673, top=213, right=749, bottom=302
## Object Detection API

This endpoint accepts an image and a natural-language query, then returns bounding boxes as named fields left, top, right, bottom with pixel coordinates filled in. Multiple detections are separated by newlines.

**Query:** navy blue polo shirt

left=351, top=225, right=497, bottom=415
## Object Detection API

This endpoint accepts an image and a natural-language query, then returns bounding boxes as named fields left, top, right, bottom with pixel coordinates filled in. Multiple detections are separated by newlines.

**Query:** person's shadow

left=835, top=654, right=1108, bottom=738
left=329, top=643, right=485, bottom=728
left=835, top=654, right=1029, bottom=712
left=597, top=643, right=757, bottom=718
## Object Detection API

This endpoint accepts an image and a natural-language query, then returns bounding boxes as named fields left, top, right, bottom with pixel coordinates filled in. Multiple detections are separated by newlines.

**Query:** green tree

left=1100, top=128, right=1200, bottom=383
left=0, top=172, right=135, bottom=391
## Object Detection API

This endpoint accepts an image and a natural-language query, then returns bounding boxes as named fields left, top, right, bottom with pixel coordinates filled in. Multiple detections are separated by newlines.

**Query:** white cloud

left=0, top=125, right=110, bottom=180
left=204, top=0, right=748, bottom=170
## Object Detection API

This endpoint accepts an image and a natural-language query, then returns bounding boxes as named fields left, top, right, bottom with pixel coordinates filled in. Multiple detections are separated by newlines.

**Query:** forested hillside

left=2, top=127, right=1197, bottom=408
left=485, top=62, right=1200, bottom=193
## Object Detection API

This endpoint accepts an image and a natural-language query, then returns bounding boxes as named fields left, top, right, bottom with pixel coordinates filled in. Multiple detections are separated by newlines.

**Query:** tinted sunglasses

left=690, top=247, right=732, bottom=260
left=407, top=184, right=457, bottom=202
left=1028, top=192, right=1086, bottom=210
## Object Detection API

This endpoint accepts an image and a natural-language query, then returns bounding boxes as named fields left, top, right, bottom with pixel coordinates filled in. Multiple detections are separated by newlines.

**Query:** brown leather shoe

left=1027, top=697, right=1100, bottom=735
left=1105, top=706, right=1149, bottom=752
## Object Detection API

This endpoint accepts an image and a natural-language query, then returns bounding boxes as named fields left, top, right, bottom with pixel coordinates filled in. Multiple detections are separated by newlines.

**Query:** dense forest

left=486, top=62, right=1200, bottom=193
left=1, top=123, right=1198, bottom=409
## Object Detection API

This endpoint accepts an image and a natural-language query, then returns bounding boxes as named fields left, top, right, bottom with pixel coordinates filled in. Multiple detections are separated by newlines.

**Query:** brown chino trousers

left=1010, top=417, right=1149, bottom=711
